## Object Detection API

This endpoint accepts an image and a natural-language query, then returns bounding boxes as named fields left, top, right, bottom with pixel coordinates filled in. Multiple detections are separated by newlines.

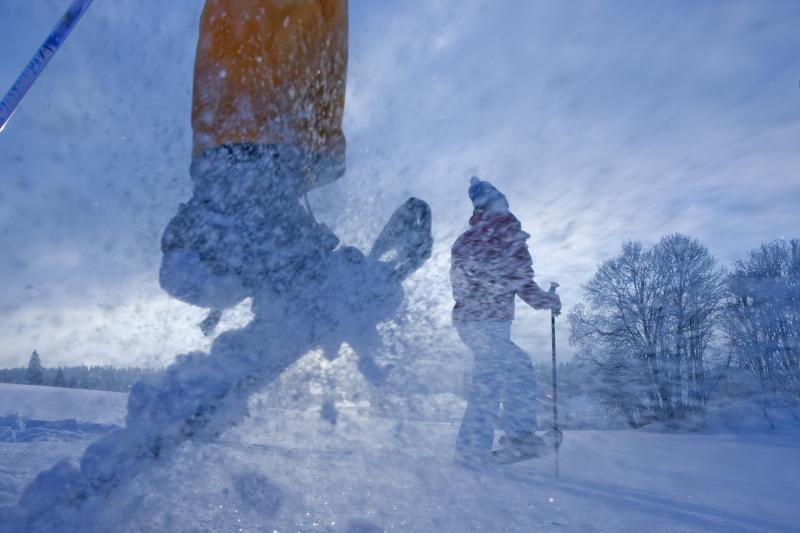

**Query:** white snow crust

left=1, top=383, right=798, bottom=532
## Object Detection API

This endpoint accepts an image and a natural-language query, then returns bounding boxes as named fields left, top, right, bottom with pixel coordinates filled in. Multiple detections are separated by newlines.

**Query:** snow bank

left=0, top=383, right=127, bottom=426
left=705, top=398, right=800, bottom=433
left=0, top=415, right=116, bottom=443
left=4, top=403, right=800, bottom=532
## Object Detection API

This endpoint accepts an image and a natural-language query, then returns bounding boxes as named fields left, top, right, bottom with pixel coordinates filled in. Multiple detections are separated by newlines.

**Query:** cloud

left=0, top=0, right=798, bottom=368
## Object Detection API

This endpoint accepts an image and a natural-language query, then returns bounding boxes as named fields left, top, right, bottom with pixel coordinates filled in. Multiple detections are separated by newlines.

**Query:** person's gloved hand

left=549, top=292, right=562, bottom=316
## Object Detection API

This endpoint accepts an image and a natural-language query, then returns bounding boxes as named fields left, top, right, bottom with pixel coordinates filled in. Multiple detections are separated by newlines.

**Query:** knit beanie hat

left=468, top=177, right=508, bottom=210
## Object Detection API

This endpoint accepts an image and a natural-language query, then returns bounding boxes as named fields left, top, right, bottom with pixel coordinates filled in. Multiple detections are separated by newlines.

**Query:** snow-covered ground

left=1, top=383, right=798, bottom=532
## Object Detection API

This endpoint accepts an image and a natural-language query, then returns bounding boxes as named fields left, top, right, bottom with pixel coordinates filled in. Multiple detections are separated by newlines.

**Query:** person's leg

left=455, top=322, right=503, bottom=464
left=494, top=325, right=539, bottom=440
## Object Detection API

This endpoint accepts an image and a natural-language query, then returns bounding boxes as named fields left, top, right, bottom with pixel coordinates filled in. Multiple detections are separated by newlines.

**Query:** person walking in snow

left=450, top=177, right=561, bottom=466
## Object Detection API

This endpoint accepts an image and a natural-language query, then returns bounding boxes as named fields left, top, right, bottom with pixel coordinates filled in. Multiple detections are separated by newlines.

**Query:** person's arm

left=518, top=277, right=560, bottom=312
left=511, top=241, right=560, bottom=312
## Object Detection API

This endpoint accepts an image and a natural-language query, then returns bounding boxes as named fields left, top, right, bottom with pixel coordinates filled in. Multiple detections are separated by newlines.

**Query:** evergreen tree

left=26, top=350, right=44, bottom=385
left=53, top=367, right=66, bottom=387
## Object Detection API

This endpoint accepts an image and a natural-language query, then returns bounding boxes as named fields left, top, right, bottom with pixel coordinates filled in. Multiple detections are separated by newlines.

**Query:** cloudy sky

left=0, top=0, right=798, bottom=375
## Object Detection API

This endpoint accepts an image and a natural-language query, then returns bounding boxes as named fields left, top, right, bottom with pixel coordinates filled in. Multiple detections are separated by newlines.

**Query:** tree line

left=569, top=234, right=799, bottom=428
left=0, top=350, right=151, bottom=393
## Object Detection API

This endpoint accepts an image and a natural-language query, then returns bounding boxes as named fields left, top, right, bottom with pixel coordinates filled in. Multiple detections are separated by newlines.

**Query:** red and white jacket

left=450, top=209, right=555, bottom=322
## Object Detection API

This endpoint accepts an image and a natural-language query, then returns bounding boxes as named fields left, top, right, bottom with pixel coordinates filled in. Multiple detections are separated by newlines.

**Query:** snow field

left=1, top=383, right=799, bottom=532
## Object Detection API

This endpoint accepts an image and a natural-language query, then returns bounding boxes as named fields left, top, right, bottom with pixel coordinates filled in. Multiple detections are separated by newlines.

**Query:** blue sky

left=0, top=0, right=799, bottom=375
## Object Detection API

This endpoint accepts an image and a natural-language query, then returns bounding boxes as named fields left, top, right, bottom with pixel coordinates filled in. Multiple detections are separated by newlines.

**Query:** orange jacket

left=192, top=0, right=348, bottom=190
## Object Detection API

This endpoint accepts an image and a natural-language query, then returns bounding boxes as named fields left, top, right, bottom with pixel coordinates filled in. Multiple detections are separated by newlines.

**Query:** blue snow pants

left=454, top=320, right=538, bottom=463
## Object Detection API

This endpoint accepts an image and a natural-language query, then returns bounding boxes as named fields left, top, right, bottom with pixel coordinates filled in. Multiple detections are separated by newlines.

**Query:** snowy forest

left=0, top=351, right=149, bottom=392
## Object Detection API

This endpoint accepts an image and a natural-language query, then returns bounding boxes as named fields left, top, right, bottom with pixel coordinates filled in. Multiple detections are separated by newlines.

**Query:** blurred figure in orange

left=161, top=0, right=349, bottom=319
left=192, top=0, right=348, bottom=192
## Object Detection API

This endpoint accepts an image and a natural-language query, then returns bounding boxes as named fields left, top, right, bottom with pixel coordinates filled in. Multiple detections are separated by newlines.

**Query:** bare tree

left=570, top=241, right=669, bottom=425
left=726, top=239, right=800, bottom=413
left=570, top=235, right=725, bottom=426
left=654, top=234, right=727, bottom=414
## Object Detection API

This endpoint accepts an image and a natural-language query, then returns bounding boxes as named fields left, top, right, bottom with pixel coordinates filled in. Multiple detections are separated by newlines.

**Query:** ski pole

left=549, top=281, right=560, bottom=478
left=0, top=0, right=94, bottom=133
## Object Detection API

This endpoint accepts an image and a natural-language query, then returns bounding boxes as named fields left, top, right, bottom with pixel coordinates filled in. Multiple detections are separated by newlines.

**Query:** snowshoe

left=492, top=429, right=563, bottom=465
